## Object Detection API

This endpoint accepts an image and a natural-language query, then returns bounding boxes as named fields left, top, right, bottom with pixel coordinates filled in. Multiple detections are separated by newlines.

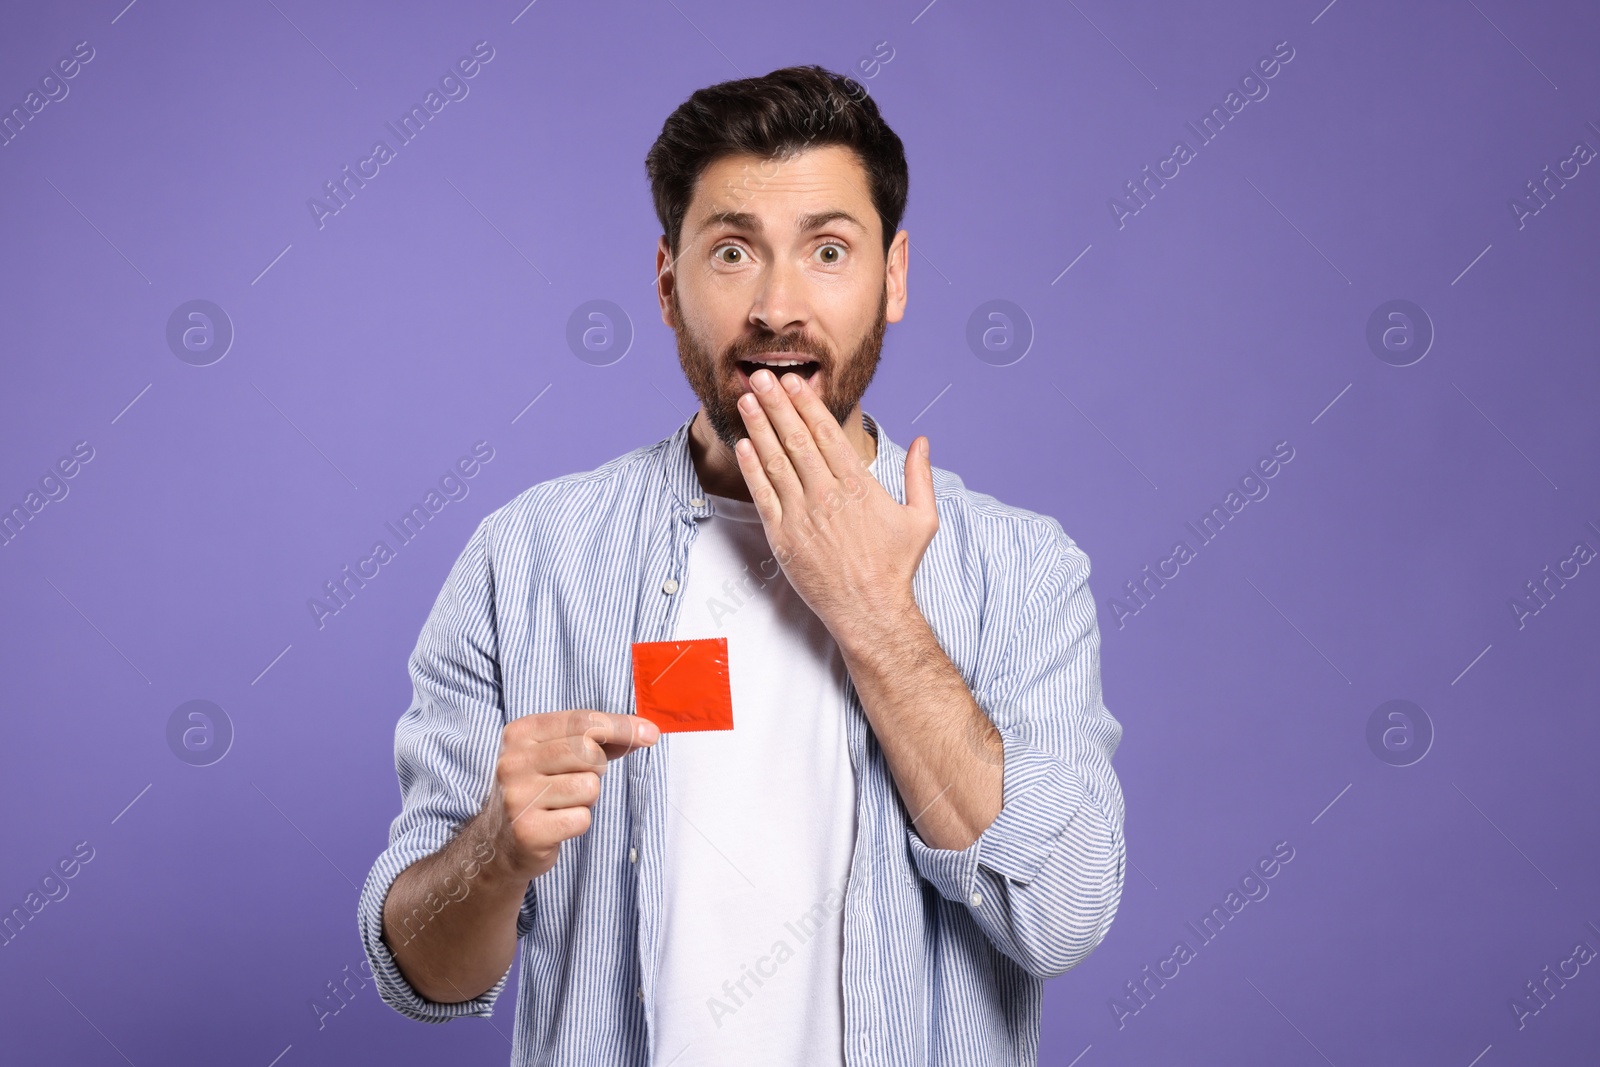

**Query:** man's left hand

left=733, top=367, right=938, bottom=645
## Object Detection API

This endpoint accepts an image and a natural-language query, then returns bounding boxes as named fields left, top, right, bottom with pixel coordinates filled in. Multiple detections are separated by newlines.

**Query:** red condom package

left=631, top=637, right=734, bottom=732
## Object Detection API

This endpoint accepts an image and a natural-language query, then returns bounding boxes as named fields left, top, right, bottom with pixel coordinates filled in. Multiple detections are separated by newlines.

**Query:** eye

left=713, top=243, right=747, bottom=265
left=815, top=242, right=847, bottom=265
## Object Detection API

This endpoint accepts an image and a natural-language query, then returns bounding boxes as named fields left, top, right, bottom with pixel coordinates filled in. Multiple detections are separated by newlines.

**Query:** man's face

left=657, top=143, right=908, bottom=452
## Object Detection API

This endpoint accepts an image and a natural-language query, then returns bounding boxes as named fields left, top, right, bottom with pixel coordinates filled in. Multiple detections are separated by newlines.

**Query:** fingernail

left=782, top=373, right=802, bottom=394
left=752, top=368, right=774, bottom=392
left=640, top=721, right=659, bottom=743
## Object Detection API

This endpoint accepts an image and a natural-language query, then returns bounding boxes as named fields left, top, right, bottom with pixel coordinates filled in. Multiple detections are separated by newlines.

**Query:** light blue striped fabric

left=357, top=408, right=1126, bottom=1065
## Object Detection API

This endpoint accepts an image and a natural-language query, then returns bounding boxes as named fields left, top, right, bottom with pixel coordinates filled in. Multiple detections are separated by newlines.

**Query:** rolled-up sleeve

left=357, top=516, right=532, bottom=1022
left=906, top=528, right=1126, bottom=979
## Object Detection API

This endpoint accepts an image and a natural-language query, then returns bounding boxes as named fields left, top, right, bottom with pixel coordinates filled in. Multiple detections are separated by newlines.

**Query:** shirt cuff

left=906, top=726, right=1087, bottom=901
left=358, top=843, right=514, bottom=1023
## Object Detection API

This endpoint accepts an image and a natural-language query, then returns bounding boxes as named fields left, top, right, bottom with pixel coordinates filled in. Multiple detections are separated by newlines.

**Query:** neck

left=688, top=405, right=878, bottom=502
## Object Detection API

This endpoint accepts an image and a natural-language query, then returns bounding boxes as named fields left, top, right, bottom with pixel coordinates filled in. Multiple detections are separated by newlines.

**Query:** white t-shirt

left=651, top=490, right=858, bottom=1066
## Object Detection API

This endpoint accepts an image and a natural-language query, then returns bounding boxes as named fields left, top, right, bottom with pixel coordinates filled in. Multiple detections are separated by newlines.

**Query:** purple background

left=3, top=0, right=1598, bottom=1063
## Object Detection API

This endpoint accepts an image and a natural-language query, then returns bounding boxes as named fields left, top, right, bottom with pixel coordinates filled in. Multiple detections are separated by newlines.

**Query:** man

left=358, top=64, right=1125, bottom=1066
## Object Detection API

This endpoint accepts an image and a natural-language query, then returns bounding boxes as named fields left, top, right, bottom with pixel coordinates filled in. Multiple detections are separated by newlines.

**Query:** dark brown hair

left=644, top=65, right=909, bottom=257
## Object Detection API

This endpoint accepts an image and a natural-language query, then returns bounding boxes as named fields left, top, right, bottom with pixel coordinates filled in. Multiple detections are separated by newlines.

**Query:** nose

left=748, top=255, right=809, bottom=338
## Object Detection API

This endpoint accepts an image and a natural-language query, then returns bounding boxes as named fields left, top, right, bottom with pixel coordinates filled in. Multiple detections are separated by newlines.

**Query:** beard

left=671, top=283, right=888, bottom=453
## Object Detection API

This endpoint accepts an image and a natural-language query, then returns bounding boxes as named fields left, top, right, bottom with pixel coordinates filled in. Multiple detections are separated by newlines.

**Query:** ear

left=885, top=228, right=909, bottom=325
left=655, top=235, right=677, bottom=327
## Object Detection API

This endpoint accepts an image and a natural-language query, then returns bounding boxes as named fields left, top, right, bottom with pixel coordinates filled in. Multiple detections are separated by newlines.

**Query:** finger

left=507, top=770, right=602, bottom=818
left=508, top=793, right=594, bottom=843
left=595, top=727, right=659, bottom=761
left=581, top=711, right=660, bottom=759
left=532, top=734, right=612, bottom=774
left=737, top=383, right=805, bottom=514
left=780, top=370, right=865, bottom=482
left=748, top=368, right=835, bottom=494
left=519, top=709, right=659, bottom=751
left=535, top=730, right=655, bottom=775
left=733, top=435, right=782, bottom=526
left=904, top=435, right=937, bottom=521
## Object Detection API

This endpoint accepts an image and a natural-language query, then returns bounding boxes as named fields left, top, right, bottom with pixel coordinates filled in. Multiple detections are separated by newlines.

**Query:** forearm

left=381, top=808, right=528, bottom=1005
left=836, top=599, right=1003, bottom=851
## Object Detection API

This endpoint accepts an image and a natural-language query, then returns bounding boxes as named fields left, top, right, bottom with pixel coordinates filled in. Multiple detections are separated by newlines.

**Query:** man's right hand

left=487, top=710, right=660, bottom=882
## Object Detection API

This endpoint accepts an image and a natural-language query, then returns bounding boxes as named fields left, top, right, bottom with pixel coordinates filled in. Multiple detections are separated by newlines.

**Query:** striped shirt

left=357, top=409, right=1127, bottom=1066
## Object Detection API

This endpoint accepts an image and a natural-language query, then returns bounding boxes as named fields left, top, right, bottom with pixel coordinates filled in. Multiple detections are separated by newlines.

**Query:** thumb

left=904, top=436, right=936, bottom=517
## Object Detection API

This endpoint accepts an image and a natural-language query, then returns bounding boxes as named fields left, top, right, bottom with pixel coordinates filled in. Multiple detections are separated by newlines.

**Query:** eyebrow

left=697, top=208, right=867, bottom=237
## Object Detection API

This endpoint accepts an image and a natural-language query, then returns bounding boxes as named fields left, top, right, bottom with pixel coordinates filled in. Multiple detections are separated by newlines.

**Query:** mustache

left=724, top=334, right=830, bottom=365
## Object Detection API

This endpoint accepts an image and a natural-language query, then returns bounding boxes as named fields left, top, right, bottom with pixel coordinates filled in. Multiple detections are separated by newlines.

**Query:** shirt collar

left=662, top=408, right=902, bottom=517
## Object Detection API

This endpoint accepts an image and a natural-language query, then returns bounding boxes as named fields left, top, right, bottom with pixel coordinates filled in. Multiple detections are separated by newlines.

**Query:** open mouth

left=736, top=357, right=822, bottom=385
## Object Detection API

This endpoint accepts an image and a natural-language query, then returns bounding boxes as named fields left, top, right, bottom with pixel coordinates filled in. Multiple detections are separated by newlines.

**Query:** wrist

left=832, top=594, right=924, bottom=663
left=469, top=792, right=539, bottom=888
